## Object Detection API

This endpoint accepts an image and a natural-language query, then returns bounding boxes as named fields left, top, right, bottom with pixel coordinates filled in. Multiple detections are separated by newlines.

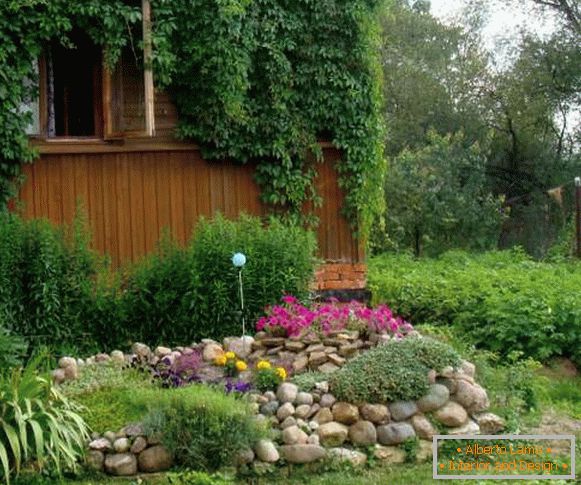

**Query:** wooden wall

left=17, top=145, right=363, bottom=266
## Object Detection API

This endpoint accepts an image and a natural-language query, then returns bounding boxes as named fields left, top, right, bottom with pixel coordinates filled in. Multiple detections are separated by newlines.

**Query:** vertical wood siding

left=18, top=147, right=362, bottom=266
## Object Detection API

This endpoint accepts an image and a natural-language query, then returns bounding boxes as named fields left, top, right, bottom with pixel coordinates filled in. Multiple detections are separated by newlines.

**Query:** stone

left=295, top=404, right=312, bottom=420
left=277, top=402, right=295, bottom=421
left=260, top=337, right=285, bottom=347
left=104, top=431, right=117, bottom=443
left=454, top=381, right=489, bottom=413
left=86, top=450, right=105, bottom=471
left=64, top=365, right=78, bottom=380
left=280, top=417, right=297, bottom=429
left=292, top=355, right=309, bottom=373
left=226, top=336, right=255, bottom=359
left=154, top=346, right=172, bottom=357
left=417, top=384, right=450, bottom=412
left=324, top=346, right=338, bottom=354
left=296, top=392, right=314, bottom=406
left=264, top=391, right=277, bottom=401
left=58, top=356, right=77, bottom=369
left=307, top=434, right=320, bottom=445
left=282, top=425, right=309, bottom=445
left=473, top=413, right=505, bottom=434
left=260, top=401, right=280, bottom=416
left=327, top=354, right=346, bottom=366
left=338, top=343, right=359, bottom=357
left=332, top=402, right=359, bottom=425
left=328, top=448, right=367, bottom=466
left=104, top=453, right=137, bottom=476
left=434, top=402, right=468, bottom=427
left=131, top=343, right=152, bottom=359
left=461, top=360, right=476, bottom=377
left=202, top=343, right=224, bottom=362
left=427, top=369, right=437, bottom=384
left=348, top=420, right=377, bottom=445
left=123, top=424, right=145, bottom=437
left=89, top=438, right=112, bottom=452
left=254, top=439, right=280, bottom=463
left=318, top=363, right=339, bottom=374
left=448, top=420, right=480, bottom=435
left=308, top=420, right=319, bottom=431
left=113, top=437, right=130, bottom=453
left=416, top=440, right=433, bottom=463
left=110, top=350, right=125, bottom=364
left=235, top=448, right=255, bottom=466
left=360, top=404, right=390, bottom=424
left=52, top=368, right=66, bottom=385
left=138, top=445, right=174, bottom=473
left=309, top=352, right=328, bottom=367
left=277, top=383, right=299, bottom=404
left=436, top=376, right=457, bottom=394
left=130, top=436, right=147, bottom=454
left=411, top=415, right=436, bottom=439
left=280, top=444, right=326, bottom=464
left=306, top=404, right=320, bottom=419
left=376, top=423, right=416, bottom=445
left=317, top=422, right=349, bottom=447
left=96, top=353, right=112, bottom=363
left=374, top=445, right=406, bottom=464
left=315, top=381, right=329, bottom=393
left=319, top=393, right=336, bottom=408
left=285, top=341, right=306, bottom=352
left=389, top=401, right=418, bottom=421
left=306, top=344, right=325, bottom=353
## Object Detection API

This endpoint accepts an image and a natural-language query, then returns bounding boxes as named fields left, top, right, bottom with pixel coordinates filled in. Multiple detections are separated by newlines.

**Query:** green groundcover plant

left=369, top=250, right=581, bottom=364
left=329, top=336, right=461, bottom=403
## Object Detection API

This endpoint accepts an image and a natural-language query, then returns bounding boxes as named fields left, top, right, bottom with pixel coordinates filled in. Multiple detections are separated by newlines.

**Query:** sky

left=430, top=0, right=557, bottom=52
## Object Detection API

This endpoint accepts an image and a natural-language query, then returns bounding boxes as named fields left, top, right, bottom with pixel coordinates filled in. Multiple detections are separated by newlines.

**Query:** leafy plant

left=154, top=350, right=204, bottom=388
left=253, top=360, right=287, bottom=393
left=329, top=337, right=461, bottom=403
left=369, top=250, right=581, bottom=364
left=141, top=385, right=268, bottom=471
left=291, top=371, right=328, bottom=392
left=0, top=326, right=27, bottom=369
left=0, top=355, right=90, bottom=484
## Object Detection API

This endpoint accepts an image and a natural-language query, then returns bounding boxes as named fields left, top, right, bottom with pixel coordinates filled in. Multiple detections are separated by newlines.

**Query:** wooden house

left=15, top=13, right=367, bottom=297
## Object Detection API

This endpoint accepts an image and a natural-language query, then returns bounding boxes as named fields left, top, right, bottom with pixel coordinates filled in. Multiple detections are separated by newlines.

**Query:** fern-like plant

left=0, top=355, right=90, bottom=484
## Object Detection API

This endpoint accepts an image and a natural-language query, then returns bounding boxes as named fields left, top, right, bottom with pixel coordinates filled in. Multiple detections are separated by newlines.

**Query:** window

left=45, top=29, right=102, bottom=137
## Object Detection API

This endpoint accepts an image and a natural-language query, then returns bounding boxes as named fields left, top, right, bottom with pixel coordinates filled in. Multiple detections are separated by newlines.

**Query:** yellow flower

left=225, top=351, right=236, bottom=360
left=256, top=360, right=271, bottom=370
left=235, top=360, right=247, bottom=372
left=275, top=367, right=287, bottom=380
left=214, top=355, right=227, bottom=366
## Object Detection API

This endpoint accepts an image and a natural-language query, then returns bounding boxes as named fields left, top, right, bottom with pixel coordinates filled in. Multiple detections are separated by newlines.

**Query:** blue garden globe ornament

left=232, top=252, right=247, bottom=351
left=232, top=252, right=246, bottom=268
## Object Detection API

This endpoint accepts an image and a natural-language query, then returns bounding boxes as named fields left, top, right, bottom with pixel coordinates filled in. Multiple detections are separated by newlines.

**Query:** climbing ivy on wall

left=1, top=0, right=386, bottom=237
left=0, top=0, right=142, bottom=204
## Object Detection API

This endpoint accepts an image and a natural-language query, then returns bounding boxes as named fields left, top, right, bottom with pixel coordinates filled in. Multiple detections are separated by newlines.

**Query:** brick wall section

left=312, top=262, right=367, bottom=291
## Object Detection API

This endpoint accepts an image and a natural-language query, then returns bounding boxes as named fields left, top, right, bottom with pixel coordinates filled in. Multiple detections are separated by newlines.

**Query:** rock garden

left=48, top=297, right=505, bottom=479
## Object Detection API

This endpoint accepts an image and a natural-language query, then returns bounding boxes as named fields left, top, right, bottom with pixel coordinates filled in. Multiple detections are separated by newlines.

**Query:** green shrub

left=0, top=355, right=90, bottom=484
left=369, top=250, right=581, bottom=364
left=0, top=212, right=102, bottom=355
left=140, top=385, right=268, bottom=471
left=0, top=325, right=27, bottom=368
left=188, top=214, right=317, bottom=341
left=329, top=337, right=461, bottom=403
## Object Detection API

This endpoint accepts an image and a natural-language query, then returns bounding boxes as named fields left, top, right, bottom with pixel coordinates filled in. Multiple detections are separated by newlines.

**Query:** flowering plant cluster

left=253, top=359, right=288, bottom=392
left=154, top=350, right=203, bottom=388
left=214, top=351, right=248, bottom=378
left=256, top=296, right=413, bottom=337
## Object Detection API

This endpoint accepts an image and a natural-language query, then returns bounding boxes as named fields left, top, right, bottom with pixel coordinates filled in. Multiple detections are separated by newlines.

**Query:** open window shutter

left=103, top=0, right=155, bottom=139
